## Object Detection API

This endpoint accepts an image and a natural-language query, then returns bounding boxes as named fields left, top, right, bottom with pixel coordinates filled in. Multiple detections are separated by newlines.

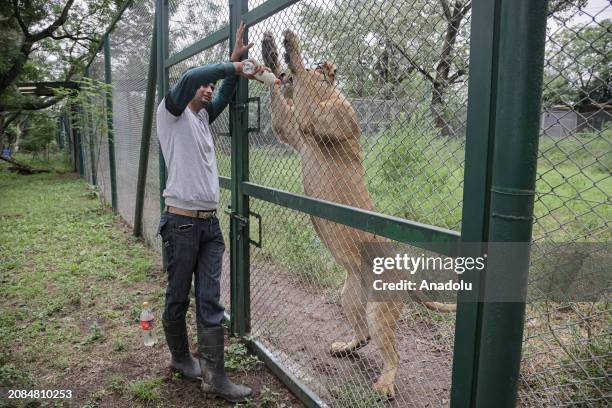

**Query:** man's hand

left=233, top=59, right=266, bottom=80
left=229, top=21, right=270, bottom=80
left=230, top=21, right=253, bottom=62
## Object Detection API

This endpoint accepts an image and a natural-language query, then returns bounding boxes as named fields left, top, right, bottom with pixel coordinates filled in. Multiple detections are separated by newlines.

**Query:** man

left=156, top=22, right=265, bottom=403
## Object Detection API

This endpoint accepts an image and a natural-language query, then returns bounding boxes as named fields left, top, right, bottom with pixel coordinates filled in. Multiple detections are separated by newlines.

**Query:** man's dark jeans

left=157, top=212, right=225, bottom=327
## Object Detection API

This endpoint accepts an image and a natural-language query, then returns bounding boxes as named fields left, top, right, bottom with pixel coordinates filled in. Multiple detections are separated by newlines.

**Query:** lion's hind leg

left=370, top=300, right=404, bottom=399
left=330, top=271, right=371, bottom=357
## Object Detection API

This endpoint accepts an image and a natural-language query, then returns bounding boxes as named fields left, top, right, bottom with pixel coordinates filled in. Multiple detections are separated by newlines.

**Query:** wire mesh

left=518, top=2, right=611, bottom=407
left=108, top=0, right=156, bottom=228
left=243, top=1, right=470, bottom=406
left=168, top=0, right=229, bottom=55
left=86, top=52, right=113, bottom=206
left=79, top=104, right=93, bottom=184
left=247, top=0, right=470, bottom=231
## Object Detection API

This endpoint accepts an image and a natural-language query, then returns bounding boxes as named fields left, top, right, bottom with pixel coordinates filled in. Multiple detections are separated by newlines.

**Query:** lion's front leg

left=310, top=99, right=360, bottom=144
left=270, top=85, right=302, bottom=151
left=283, top=30, right=306, bottom=75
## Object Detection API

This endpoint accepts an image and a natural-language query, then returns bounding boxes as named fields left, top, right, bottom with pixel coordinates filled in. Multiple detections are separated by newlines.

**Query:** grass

left=0, top=152, right=163, bottom=404
left=0, top=153, right=293, bottom=407
left=128, top=377, right=165, bottom=402
left=217, top=119, right=610, bottom=290
left=329, top=381, right=386, bottom=408
left=236, top=385, right=282, bottom=408
left=224, top=337, right=262, bottom=372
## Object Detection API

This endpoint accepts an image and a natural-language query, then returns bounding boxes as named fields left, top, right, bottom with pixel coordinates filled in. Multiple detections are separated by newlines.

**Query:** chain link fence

left=520, top=2, right=610, bottom=407
left=59, top=0, right=610, bottom=406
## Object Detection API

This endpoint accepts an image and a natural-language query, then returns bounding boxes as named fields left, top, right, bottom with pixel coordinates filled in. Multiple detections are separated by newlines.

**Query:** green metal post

left=229, top=0, right=250, bottom=336
left=474, top=1, right=548, bottom=406
left=72, top=102, right=84, bottom=177
left=156, top=0, right=169, bottom=272
left=64, top=108, right=77, bottom=171
left=450, top=0, right=500, bottom=406
left=55, top=116, right=62, bottom=148
left=156, top=0, right=169, bottom=214
left=84, top=68, right=97, bottom=186
left=134, top=16, right=158, bottom=238
left=104, top=33, right=118, bottom=211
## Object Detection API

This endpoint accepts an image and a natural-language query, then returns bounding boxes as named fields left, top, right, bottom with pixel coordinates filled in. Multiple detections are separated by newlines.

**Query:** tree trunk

left=0, top=155, right=49, bottom=174
left=0, top=39, right=33, bottom=98
left=431, top=1, right=470, bottom=136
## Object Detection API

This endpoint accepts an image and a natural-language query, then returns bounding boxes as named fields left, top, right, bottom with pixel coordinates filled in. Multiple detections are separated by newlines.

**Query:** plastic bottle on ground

left=140, top=302, right=157, bottom=347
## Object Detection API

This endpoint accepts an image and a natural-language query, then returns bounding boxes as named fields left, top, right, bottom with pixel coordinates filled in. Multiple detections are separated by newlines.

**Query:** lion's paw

left=373, top=380, right=395, bottom=401
left=330, top=337, right=370, bottom=357
left=282, top=30, right=298, bottom=43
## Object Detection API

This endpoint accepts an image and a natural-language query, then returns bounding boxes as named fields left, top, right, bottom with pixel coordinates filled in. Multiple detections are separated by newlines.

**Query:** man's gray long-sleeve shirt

left=156, top=63, right=237, bottom=210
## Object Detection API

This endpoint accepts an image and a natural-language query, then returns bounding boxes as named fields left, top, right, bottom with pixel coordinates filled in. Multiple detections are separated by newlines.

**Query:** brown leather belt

left=166, top=206, right=217, bottom=219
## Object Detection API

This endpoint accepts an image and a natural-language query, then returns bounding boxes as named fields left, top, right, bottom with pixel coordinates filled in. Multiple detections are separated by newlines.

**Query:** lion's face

left=314, top=62, right=338, bottom=84
left=279, top=61, right=338, bottom=101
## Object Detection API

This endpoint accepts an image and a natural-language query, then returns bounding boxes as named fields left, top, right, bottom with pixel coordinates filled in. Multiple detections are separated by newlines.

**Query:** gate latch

left=224, top=206, right=262, bottom=248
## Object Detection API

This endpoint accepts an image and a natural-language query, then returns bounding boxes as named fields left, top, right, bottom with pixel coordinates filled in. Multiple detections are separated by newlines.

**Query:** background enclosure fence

left=60, top=0, right=610, bottom=407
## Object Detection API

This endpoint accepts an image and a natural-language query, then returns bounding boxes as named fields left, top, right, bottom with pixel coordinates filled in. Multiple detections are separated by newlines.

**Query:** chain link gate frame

left=58, top=0, right=609, bottom=406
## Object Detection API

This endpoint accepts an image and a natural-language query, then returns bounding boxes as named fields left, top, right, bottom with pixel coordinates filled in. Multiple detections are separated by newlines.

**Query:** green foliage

left=331, top=381, right=385, bottom=408
left=0, top=352, right=33, bottom=388
left=225, top=337, right=262, bottom=372
left=296, top=0, right=469, bottom=99
left=0, top=157, right=162, bottom=394
left=543, top=19, right=611, bottom=106
left=538, top=128, right=612, bottom=173
left=55, top=76, right=112, bottom=142
left=366, top=108, right=465, bottom=229
left=83, top=321, right=104, bottom=344
left=0, top=0, right=118, bottom=99
left=17, top=112, right=56, bottom=152
left=108, top=374, right=125, bottom=394
left=128, top=377, right=164, bottom=402
left=557, top=321, right=611, bottom=404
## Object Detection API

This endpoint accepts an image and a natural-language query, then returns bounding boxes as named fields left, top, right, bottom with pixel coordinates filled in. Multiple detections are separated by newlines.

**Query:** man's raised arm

left=165, top=63, right=236, bottom=117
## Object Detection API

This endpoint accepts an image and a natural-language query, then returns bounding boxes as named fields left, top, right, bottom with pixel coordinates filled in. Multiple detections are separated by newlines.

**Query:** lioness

left=262, top=30, right=454, bottom=399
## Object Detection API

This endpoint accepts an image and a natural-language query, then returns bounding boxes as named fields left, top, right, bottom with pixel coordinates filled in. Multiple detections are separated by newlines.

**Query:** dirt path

left=221, top=259, right=456, bottom=408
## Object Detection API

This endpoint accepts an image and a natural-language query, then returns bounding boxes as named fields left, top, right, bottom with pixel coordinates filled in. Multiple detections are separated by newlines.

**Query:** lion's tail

left=403, top=284, right=457, bottom=313
left=421, top=300, right=457, bottom=313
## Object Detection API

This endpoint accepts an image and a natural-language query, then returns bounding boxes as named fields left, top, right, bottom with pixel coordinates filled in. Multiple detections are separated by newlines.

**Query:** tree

left=0, top=0, right=119, bottom=151
left=543, top=18, right=611, bottom=108
left=0, top=0, right=119, bottom=111
left=297, top=0, right=470, bottom=135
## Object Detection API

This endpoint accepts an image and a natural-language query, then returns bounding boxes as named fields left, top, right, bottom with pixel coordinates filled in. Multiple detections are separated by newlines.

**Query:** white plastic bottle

left=242, top=60, right=278, bottom=85
left=140, top=302, right=157, bottom=346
